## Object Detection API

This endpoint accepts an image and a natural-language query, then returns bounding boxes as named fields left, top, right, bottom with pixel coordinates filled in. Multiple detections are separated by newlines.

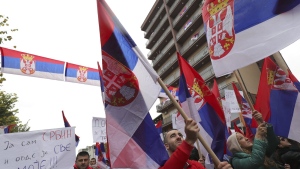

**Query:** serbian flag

left=177, top=52, right=226, bottom=161
left=254, top=57, right=300, bottom=142
left=232, top=83, right=252, bottom=126
left=97, top=61, right=105, bottom=104
left=233, top=122, right=243, bottom=135
left=158, top=85, right=179, bottom=100
left=202, top=0, right=300, bottom=77
left=65, top=63, right=100, bottom=86
left=0, top=47, right=65, bottom=80
left=62, top=111, right=80, bottom=147
left=288, top=69, right=300, bottom=92
left=212, top=79, right=221, bottom=100
left=97, top=0, right=168, bottom=168
left=95, top=142, right=106, bottom=163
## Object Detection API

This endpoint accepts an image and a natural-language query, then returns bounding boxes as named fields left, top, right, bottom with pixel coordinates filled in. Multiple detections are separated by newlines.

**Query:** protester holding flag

left=227, top=111, right=282, bottom=169
left=160, top=118, right=233, bottom=169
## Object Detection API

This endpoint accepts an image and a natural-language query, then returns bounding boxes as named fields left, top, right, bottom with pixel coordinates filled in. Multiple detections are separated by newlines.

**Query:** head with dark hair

left=75, top=151, right=90, bottom=169
left=163, top=129, right=185, bottom=155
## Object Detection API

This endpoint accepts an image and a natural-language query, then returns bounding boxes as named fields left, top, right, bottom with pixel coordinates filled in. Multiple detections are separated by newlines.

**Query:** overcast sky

left=0, top=0, right=299, bottom=152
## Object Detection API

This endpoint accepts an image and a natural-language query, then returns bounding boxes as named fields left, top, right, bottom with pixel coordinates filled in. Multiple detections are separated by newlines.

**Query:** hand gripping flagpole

left=158, top=78, right=221, bottom=165
left=161, top=0, right=221, bottom=166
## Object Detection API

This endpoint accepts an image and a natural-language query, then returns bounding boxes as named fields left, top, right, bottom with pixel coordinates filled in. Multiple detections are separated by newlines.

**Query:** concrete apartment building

left=141, top=0, right=289, bottom=131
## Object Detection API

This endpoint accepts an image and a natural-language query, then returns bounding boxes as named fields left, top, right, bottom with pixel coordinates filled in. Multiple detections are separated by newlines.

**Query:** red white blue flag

left=97, top=0, right=168, bottom=168
left=254, top=57, right=300, bottom=142
left=1, top=47, right=65, bottom=81
left=65, top=62, right=100, bottom=86
left=202, top=0, right=300, bottom=77
left=177, top=52, right=227, bottom=161
left=62, top=111, right=80, bottom=147
left=232, top=83, right=252, bottom=126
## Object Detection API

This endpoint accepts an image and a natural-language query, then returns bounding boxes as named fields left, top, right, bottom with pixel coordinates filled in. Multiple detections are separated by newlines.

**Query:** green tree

left=0, top=73, right=30, bottom=132
left=0, top=15, right=18, bottom=47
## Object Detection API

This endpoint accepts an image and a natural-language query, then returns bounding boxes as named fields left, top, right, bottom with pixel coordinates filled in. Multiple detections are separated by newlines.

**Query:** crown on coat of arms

left=21, top=54, right=34, bottom=61
left=192, top=79, right=204, bottom=97
left=267, top=69, right=275, bottom=85
left=207, top=0, right=229, bottom=16
left=79, top=66, right=88, bottom=72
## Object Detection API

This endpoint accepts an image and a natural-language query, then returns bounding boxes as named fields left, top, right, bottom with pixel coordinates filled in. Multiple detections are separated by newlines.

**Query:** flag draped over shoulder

left=65, top=62, right=100, bottom=86
left=202, top=0, right=300, bottom=77
left=254, top=57, right=300, bottom=142
left=0, top=47, right=65, bottom=81
left=97, top=0, right=168, bottom=168
left=177, top=52, right=226, bottom=161
left=62, top=111, right=80, bottom=147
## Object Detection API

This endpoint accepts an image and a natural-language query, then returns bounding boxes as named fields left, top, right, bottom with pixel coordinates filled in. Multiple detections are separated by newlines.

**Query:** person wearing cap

left=226, top=110, right=282, bottom=169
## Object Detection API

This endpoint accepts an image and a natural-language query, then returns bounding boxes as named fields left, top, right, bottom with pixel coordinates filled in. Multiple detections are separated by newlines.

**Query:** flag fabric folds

left=1, top=47, right=65, bottom=81
left=97, top=61, right=105, bottom=103
left=65, top=62, right=100, bottom=86
left=97, top=0, right=168, bottom=168
left=233, top=122, right=243, bottom=135
left=62, top=111, right=80, bottom=147
left=288, top=69, right=300, bottom=92
left=254, top=57, right=300, bottom=142
left=202, top=0, right=300, bottom=77
left=232, top=83, right=252, bottom=126
left=177, top=52, right=226, bottom=161
left=158, top=85, right=179, bottom=100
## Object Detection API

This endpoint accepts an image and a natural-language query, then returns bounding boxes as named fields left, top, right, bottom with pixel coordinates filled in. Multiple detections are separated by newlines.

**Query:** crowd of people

left=73, top=110, right=299, bottom=169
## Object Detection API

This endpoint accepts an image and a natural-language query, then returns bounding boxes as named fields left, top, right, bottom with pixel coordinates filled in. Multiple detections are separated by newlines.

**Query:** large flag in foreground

left=65, top=62, right=100, bottom=86
left=62, top=111, right=80, bottom=147
left=97, top=0, right=168, bottom=168
left=202, top=0, right=300, bottom=77
left=1, top=47, right=65, bottom=80
left=177, top=52, right=226, bottom=161
left=254, top=57, right=300, bottom=142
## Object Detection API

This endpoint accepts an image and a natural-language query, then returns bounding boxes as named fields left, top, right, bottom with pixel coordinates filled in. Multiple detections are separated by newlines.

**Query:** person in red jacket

left=159, top=118, right=233, bottom=169
left=74, top=151, right=93, bottom=169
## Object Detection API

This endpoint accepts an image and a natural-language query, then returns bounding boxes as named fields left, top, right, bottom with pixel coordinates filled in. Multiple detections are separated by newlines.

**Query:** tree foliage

left=0, top=15, right=18, bottom=47
left=0, top=73, right=30, bottom=132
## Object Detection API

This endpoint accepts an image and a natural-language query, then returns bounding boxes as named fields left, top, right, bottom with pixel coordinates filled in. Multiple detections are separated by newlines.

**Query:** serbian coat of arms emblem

left=20, top=54, right=36, bottom=74
left=203, top=0, right=235, bottom=60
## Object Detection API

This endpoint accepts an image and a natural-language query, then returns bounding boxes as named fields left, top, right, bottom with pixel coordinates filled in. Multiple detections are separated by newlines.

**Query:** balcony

left=162, top=114, right=173, bottom=127
left=144, top=5, right=165, bottom=40
left=156, top=99, right=173, bottom=112
left=156, top=53, right=177, bottom=75
left=152, top=40, right=176, bottom=69
left=200, top=65, right=215, bottom=81
left=147, top=26, right=172, bottom=52
left=180, top=26, right=205, bottom=55
left=187, top=45, right=209, bottom=67
left=169, top=0, right=188, bottom=17
left=164, top=67, right=180, bottom=86
left=147, top=15, right=168, bottom=50
left=176, top=9, right=203, bottom=42
left=173, top=0, right=201, bottom=30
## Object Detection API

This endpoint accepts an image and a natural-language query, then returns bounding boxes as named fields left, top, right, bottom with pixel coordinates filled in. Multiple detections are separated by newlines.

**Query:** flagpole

left=158, top=78, right=221, bottom=165
left=233, top=70, right=255, bottom=111
left=161, top=0, right=221, bottom=165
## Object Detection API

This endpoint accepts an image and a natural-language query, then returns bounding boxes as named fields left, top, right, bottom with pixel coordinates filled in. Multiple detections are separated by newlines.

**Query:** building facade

left=141, top=0, right=289, bottom=132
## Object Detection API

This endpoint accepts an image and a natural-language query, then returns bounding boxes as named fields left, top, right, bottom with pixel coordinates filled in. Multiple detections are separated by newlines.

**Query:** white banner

left=221, top=99, right=232, bottom=128
left=0, top=127, right=75, bottom=169
left=92, top=117, right=107, bottom=143
left=0, top=126, right=6, bottom=135
left=224, top=89, right=243, bottom=113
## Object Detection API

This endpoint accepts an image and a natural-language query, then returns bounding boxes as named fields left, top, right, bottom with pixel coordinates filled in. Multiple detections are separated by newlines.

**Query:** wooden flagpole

left=159, top=0, right=221, bottom=165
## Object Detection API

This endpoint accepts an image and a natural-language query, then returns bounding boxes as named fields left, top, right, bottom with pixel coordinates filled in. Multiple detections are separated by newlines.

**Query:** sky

left=0, top=0, right=300, bottom=152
